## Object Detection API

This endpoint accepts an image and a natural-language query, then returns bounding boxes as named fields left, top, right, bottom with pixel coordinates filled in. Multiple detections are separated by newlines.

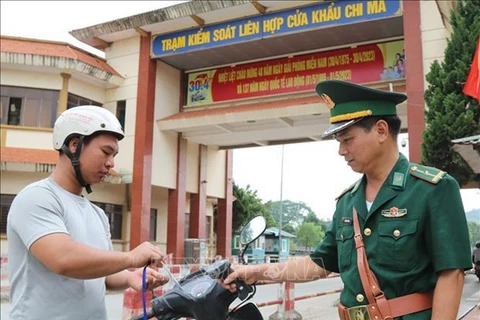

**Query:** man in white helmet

left=7, top=106, right=168, bottom=320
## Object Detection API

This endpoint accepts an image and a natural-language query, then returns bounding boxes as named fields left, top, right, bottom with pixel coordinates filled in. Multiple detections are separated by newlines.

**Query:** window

left=150, top=208, right=157, bottom=241
left=7, top=97, right=22, bottom=125
left=0, top=194, right=15, bottom=234
left=92, top=202, right=123, bottom=240
left=206, top=216, right=211, bottom=240
left=185, top=212, right=190, bottom=239
left=116, top=100, right=126, bottom=129
left=0, top=86, right=58, bottom=127
left=67, top=93, right=102, bottom=109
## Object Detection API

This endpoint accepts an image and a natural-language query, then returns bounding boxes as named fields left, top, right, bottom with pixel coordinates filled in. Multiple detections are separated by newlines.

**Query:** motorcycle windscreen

left=228, top=303, right=263, bottom=320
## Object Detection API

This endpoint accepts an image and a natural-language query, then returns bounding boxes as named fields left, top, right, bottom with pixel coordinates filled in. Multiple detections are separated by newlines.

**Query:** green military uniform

left=309, top=80, right=472, bottom=319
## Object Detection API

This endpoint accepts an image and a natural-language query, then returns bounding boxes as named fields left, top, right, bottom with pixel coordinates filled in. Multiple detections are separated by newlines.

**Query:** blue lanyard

left=142, top=266, right=148, bottom=320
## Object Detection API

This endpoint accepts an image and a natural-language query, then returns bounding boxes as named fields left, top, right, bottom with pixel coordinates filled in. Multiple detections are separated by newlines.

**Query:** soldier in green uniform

left=223, top=80, right=472, bottom=319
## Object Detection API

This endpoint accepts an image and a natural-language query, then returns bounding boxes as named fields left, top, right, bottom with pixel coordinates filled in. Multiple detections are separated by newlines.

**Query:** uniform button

left=364, top=228, right=372, bottom=236
left=356, top=294, right=364, bottom=302
left=393, top=229, right=401, bottom=237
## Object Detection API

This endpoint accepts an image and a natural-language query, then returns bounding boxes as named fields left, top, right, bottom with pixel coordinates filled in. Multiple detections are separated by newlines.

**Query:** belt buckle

left=347, top=305, right=371, bottom=320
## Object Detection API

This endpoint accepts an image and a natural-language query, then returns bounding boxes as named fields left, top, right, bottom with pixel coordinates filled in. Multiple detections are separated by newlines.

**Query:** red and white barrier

left=122, top=286, right=165, bottom=320
left=1, top=255, right=9, bottom=301
left=265, top=282, right=302, bottom=320
left=121, top=261, right=208, bottom=320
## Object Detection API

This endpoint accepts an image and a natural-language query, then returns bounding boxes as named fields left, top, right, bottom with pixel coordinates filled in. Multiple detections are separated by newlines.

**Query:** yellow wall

left=186, top=142, right=200, bottom=194
left=0, top=68, right=62, bottom=90
left=150, top=186, right=170, bottom=253
left=68, top=76, right=106, bottom=104
left=3, top=126, right=52, bottom=149
left=151, top=61, right=182, bottom=189
left=420, top=1, right=450, bottom=88
left=207, top=146, right=227, bottom=199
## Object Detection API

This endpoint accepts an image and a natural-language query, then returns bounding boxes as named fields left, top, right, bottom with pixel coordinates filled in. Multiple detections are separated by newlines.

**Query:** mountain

left=466, top=208, right=480, bottom=224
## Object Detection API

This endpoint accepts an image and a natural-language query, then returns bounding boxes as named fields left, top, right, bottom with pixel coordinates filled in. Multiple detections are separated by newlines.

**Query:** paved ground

left=1, top=274, right=478, bottom=319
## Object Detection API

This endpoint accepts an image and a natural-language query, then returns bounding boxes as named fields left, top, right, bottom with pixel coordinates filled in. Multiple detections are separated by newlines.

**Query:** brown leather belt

left=337, top=208, right=434, bottom=320
left=338, top=291, right=434, bottom=320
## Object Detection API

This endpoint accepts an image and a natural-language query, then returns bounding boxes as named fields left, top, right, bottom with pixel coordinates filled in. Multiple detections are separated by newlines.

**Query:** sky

left=1, top=1, right=478, bottom=220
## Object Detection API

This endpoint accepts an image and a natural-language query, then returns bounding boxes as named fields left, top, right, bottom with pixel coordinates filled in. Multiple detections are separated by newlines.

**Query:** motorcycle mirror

left=239, top=216, right=267, bottom=246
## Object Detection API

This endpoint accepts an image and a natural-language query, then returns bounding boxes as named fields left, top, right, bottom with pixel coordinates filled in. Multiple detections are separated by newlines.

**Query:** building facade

left=1, top=0, right=455, bottom=262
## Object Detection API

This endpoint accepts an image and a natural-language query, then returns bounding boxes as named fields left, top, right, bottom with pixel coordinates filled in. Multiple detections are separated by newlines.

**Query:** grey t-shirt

left=7, top=178, right=113, bottom=320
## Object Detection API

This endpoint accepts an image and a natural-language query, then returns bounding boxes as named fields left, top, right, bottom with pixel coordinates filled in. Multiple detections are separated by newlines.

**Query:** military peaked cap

left=316, top=80, right=407, bottom=138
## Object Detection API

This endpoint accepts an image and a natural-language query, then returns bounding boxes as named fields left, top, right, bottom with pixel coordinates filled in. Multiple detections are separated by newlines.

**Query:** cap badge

left=321, top=93, right=335, bottom=109
left=381, top=206, right=407, bottom=218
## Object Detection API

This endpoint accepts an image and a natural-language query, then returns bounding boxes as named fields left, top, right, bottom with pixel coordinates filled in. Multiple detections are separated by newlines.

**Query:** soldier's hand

left=127, top=241, right=165, bottom=268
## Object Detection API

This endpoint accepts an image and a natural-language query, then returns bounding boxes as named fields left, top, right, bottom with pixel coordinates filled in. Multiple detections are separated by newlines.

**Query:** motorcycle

left=130, top=215, right=267, bottom=320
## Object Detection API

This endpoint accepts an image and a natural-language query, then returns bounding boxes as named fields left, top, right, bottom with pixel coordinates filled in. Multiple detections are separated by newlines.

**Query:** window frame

left=91, top=201, right=123, bottom=240
left=0, top=194, right=16, bottom=235
left=0, top=85, right=58, bottom=128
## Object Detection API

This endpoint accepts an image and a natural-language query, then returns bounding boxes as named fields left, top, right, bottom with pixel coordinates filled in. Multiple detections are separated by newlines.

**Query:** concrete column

left=130, top=33, right=156, bottom=249
left=216, top=149, right=233, bottom=258
left=167, top=136, right=188, bottom=262
left=57, top=73, right=71, bottom=117
left=403, top=0, right=426, bottom=163
left=189, top=144, right=208, bottom=239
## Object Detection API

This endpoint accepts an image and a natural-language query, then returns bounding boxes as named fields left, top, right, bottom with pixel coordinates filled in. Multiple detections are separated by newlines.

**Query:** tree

left=423, top=0, right=480, bottom=186
left=304, top=211, right=320, bottom=224
left=468, top=221, right=480, bottom=247
left=304, top=211, right=331, bottom=234
left=230, top=183, right=276, bottom=233
left=267, top=200, right=314, bottom=228
left=296, top=222, right=324, bottom=253
left=282, top=224, right=296, bottom=235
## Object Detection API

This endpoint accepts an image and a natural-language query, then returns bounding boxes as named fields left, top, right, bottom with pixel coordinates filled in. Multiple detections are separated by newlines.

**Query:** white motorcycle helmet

left=53, top=105, right=124, bottom=193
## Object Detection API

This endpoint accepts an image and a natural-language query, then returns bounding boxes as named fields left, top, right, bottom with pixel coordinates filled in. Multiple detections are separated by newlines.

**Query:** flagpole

left=278, top=144, right=284, bottom=261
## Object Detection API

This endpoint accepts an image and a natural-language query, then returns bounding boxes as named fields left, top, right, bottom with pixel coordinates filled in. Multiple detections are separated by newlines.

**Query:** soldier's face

left=335, top=125, right=382, bottom=174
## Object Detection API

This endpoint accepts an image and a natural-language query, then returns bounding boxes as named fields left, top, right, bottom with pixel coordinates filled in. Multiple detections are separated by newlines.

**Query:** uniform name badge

left=347, top=305, right=371, bottom=320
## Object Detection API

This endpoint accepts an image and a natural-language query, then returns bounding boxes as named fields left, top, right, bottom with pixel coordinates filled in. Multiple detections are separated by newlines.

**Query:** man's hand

left=127, top=241, right=165, bottom=268
left=222, top=265, right=265, bottom=293
left=127, top=267, right=169, bottom=292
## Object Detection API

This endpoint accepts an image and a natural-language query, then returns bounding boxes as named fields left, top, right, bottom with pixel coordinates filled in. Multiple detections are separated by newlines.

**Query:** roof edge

left=69, top=0, right=251, bottom=42
left=1, top=35, right=106, bottom=61
left=1, top=52, right=124, bottom=84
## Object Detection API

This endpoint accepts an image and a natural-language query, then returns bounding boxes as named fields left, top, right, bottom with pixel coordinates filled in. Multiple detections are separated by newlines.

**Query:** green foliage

left=468, top=221, right=480, bottom=247
left=231, top=183, right=276, bottom=233
left=267, top=200, right=314, bottom=228
left=282, top=224, right=296, bottom=235
left=423, top=0, right=480, bottom=186
left=304, top=211, right=330, bottom=233
left=220, top=184, right=330, bottom=240
left=296, top=222, right=324, bottom=252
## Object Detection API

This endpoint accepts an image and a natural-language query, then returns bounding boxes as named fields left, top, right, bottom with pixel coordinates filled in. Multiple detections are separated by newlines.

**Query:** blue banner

left=152, top=0, right=401, bottom=57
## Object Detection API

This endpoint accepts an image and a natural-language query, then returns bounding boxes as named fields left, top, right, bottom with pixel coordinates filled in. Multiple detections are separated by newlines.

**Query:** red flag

left=463, top=35, right=480, bottom=103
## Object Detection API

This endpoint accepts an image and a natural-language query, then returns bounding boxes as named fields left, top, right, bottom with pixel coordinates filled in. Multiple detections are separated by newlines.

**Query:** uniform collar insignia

left=392, top=172, right=404, bottom=187
left=381, top=206, right=407, bottom=218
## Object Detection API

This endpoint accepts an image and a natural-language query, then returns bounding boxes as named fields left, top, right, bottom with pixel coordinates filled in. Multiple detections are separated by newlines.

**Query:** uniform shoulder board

left=409, top=164, right=446, bottom=184
left=336, top=179, right=360, bottom=200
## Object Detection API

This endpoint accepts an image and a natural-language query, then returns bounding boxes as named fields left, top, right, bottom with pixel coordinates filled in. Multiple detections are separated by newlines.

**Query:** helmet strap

left=61, top=136, right=92, bottom=194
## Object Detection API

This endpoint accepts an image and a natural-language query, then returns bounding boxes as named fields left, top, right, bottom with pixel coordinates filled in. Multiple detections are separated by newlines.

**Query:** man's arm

left=225, top=256, right=330, bottom=285
left=106, top=268, right=169, bottom=291
left=106, top=270, right=130, bottom=291
left=431, top=269, right=464, bottom=320
left=30, top=233, right=163, bottom=279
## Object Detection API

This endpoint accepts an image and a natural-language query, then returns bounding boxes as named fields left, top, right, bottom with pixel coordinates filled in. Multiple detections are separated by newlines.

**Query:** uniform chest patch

left=381, top=206, right=407, bottom=218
